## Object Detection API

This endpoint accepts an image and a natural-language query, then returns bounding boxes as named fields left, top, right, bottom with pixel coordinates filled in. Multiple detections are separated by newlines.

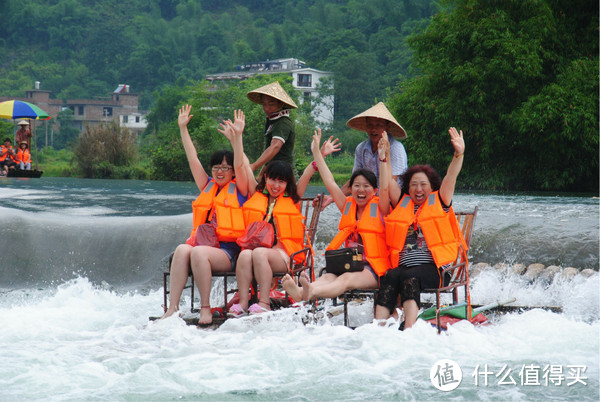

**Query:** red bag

left=195, top=222, right=219, bottom=248
left=236, top=221, right=274, bottom=249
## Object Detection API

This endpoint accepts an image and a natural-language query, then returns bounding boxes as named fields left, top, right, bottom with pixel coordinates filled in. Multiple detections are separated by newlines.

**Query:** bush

left=74, top=121, right=139, bottom=178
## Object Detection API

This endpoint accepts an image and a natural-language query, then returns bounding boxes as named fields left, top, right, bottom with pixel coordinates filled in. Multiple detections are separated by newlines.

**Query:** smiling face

left=350, top=174, right=377, bottom=207
left=365, top=117, right=388, bottom=145
left=265, top=176, right=288, bottom=200
left=261, top=95, right=284, bottom=116
left=210, top=157, right=234, bottom=187
left=408, top=172, right=432, bottom=206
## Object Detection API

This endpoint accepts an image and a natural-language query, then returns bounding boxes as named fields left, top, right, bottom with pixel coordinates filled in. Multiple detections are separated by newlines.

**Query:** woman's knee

left=235, top=250, right=253, bottom=272
left=174, top=244, right=192, bottom=258
left=250, top=247, right=269, bottom=262
left=190, top=246, right=214, bottom=264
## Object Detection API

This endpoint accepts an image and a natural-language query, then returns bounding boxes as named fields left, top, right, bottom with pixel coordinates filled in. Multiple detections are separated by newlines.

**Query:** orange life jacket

left=385, top=191, right=465, bottom=268
left=0, top=145, right=12, bottom=162
left=326, top=196, right=391, bottom=277
left=17, top=149, right=30, bottom=164
left=190, top=179, right=246, bottom=242
left=242, top=192, right=306, bottom=263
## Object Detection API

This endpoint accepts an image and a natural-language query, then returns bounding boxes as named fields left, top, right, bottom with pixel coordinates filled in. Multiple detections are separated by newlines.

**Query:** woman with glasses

left=162, top=105, right=248, bottom=326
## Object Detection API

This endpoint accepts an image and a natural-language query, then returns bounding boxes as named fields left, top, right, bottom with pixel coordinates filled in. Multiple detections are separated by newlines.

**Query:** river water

left=0, top=177, right=598, bottom=400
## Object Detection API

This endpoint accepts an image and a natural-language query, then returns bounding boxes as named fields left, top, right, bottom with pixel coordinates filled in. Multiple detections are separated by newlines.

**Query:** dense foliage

left=144, top=75, right=320, bottom=181
left=0, top=0, right=597, bottom=191
left=390, top=0, right=598, bottom=191
left=0, top=0, right=434, bottom=123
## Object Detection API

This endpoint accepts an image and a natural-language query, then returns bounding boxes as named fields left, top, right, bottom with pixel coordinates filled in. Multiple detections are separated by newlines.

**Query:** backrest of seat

left=448, top=207, right=478, bottom=283
left=455, top=205, right=478, bottom=249
left=298, top=194, right=323, bottom=247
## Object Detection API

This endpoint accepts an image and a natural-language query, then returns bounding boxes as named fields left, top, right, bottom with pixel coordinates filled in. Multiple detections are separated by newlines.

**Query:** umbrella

left=0, top=100, right=50, bottom=120
left=0, top=100, right=50, bottom=171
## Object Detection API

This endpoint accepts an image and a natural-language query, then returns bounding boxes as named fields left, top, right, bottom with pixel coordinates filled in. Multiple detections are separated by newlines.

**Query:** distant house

left=0, top=82, right=148, bottom=143
left=206, top=58, right=334, bottom=125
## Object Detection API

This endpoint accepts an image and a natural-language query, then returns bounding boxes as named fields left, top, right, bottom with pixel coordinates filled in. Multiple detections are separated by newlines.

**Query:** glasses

left=211, top=166, right=232, bottom=172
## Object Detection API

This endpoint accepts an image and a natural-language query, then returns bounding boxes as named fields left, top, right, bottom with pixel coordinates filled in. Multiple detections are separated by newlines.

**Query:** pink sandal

left=249, top=301, right=271, bottom=315
left=227, top=303, right=248, bottom=318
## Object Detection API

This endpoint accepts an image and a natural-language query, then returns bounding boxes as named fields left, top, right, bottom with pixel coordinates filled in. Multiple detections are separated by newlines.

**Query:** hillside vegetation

left=0, top=0, right=597, bottom=191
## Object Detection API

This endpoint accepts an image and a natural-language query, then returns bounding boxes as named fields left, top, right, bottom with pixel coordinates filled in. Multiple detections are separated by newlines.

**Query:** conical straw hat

left=346, top=102, right=406, bottom=139
left=247, top=81, right=298, bottom=109
left=17, top=120, right=30, bottom=126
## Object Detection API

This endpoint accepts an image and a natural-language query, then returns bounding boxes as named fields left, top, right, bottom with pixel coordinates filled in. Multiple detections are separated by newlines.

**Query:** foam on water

left=1, top=179, right=598, bottom=399
left=0, top=276, right=597, bottom=400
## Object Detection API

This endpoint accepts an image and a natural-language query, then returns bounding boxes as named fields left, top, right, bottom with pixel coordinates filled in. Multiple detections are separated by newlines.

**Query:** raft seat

left=336, top=206, right=478, bottom=329
left=162, top=195, right=323, bottom=316
left=422, top=206, right=478, bottom=333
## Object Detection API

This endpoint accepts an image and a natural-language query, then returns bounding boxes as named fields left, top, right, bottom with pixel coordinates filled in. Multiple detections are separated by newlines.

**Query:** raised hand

left=231, top=109, right=245, bottom=136
left=377, top=131, right=390, bottom=161
left=218, top=119, right=234, bottom=142
left=320, top=135, right=341, bottom=157
left=178, top=104, right=193, bottom=128
left=448, top=127, right=465, bottom=156
left=311, top=128, right=322, bottom=156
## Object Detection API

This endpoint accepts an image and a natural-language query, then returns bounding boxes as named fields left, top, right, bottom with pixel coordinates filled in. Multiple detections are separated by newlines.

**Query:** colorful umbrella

left=0, top=100, right=50, bottom=120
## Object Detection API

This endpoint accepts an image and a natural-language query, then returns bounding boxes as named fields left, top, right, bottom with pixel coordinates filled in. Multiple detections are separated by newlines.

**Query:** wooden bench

left=162, top=195, right=324, bottom=315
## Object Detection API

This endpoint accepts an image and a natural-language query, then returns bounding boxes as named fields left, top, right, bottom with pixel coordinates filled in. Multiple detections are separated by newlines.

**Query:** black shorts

left=375, top=263, right=449, bottom=312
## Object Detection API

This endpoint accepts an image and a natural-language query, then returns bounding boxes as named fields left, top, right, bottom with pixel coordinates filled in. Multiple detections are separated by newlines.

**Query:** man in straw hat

left=246, top=81, right=298, bottom=175
left=333, top=102, right=408, bottom=197
left=15, top=120, right=32, bottom=149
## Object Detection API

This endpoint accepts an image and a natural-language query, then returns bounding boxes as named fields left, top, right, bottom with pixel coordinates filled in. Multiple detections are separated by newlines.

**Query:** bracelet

left=311, top=161, right=318, bottom=171
left=454, top=153, right=464, bottom=159
left=379, top=157, right=387, bottom=163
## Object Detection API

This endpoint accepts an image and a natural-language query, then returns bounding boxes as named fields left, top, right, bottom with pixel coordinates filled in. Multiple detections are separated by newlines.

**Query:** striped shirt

left=353, top=137, right=407, bottom=188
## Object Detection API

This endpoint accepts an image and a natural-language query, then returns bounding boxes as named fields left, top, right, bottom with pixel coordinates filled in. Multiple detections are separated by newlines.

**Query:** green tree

left=147, top=74, right=314, bottom=180
left=389, top=0, right=598, bottom=191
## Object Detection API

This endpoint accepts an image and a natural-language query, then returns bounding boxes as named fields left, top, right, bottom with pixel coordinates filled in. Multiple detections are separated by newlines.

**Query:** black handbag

left=324, top=247, right=364, bottom=275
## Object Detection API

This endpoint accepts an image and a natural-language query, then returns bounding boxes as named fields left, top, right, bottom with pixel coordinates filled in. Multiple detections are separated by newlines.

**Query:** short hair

left=3, top=138, right=11, bottom=143
left=400, top=165, right=442, bottom=194
left=209, top=150, right=234, bottom=168
left=256, top=160, right=299, bottom=203
left=349, top=168, right=378, bottom=189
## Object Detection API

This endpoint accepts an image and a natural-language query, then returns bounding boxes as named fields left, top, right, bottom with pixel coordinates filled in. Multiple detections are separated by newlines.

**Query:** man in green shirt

left=247, top=81, right=297, bottom=176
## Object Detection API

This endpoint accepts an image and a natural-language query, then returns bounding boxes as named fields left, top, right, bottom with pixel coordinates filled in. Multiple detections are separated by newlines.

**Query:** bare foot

left=160, top=307, right=179, bottom=320
left=299, top=271, right=312, bottom=301
left=198, top=306, right=213, bottom=325
left=281, top=274, right=302, bottom=302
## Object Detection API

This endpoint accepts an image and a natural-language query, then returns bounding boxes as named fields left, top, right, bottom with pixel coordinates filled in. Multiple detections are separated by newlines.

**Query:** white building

left=206, top=58, right=334, bottom=125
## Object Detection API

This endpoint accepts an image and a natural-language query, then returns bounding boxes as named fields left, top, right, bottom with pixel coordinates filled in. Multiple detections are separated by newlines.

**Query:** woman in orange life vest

left=17, top=142, right=31, bottom=170
left=374, top=127, right=465, bottom=329
left=281, top=128, right=392, bottom=302
left=162, top=105, right=248, bottom=325
left=222, top=116, right=341, bottom=316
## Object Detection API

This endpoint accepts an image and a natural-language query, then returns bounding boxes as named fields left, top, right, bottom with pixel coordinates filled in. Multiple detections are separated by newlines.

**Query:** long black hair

left=255, top=160, right=299, bottom=203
